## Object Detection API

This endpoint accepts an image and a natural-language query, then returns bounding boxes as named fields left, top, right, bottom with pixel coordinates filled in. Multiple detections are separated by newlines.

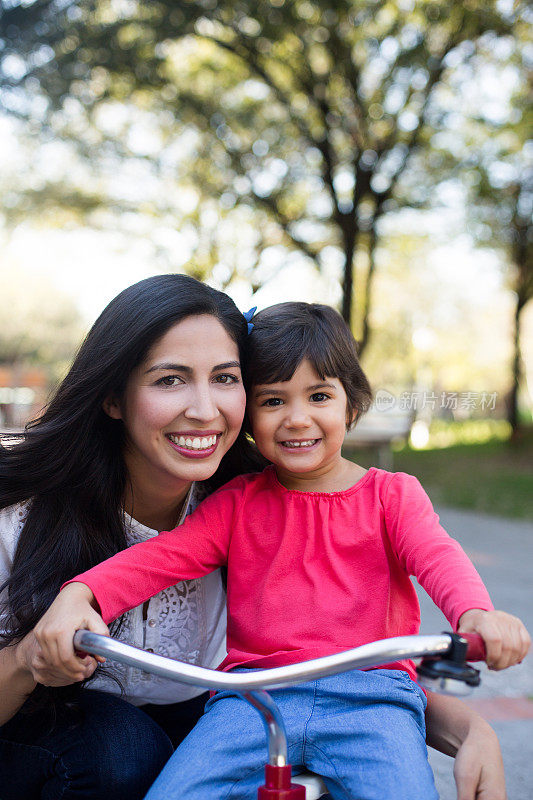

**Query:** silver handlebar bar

left=73, top=630, right=480, bottom=768
left=73, top=630, right=452, bottom=691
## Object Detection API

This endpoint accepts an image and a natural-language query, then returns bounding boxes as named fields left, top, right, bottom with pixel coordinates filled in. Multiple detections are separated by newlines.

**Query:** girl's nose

left=184, top=385, right=218, bottom=422
left=284, top=406, right=312, bottom=429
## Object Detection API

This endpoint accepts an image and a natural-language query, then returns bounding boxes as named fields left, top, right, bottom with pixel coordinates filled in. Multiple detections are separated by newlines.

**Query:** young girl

left=37, top=302, right=529, bottom=800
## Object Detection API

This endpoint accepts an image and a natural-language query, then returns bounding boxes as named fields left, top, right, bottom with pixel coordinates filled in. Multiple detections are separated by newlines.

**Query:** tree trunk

left=507, top=185, right=532, bottom=435
left=507, top=290, right=526, bottom=433
left=358, top=214, right=381, bottom=357
left=340, top=218, right=357, bottom=327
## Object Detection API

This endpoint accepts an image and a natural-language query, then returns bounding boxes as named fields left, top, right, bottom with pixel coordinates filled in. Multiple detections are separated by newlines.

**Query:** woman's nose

left=184, top=386, right=218, bottom=422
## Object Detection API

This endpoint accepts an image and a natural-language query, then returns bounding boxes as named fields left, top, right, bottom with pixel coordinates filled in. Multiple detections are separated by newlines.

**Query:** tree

left=410, top=30, right=532, bottom=430
left=465, top=64, right=532, bottom=431
left=1, top=0, right=527, bottom=350
left=473, top=143, right=532, bottom=432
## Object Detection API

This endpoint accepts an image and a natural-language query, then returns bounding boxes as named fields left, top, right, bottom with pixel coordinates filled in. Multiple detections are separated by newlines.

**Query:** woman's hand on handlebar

left=458, top=609, right=530, bottom=670
left=32, top=583, right=109, bottom=684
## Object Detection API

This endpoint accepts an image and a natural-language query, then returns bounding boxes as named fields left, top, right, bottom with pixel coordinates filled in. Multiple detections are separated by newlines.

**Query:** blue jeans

left=145, top=669, right=438, bottom=800
left=0, top=689, right=207, bottom=799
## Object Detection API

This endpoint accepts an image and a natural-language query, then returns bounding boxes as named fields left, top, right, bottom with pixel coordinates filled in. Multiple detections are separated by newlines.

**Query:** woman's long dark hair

left=0, top=274, right=262, bottom=717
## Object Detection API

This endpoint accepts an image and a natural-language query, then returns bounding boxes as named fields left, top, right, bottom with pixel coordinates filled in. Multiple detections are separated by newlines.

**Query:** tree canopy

left=1, top=0, right=529, bottom=347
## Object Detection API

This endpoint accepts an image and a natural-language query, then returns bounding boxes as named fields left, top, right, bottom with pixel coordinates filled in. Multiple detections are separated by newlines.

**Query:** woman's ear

left=103, top=396, right=122, bottom=420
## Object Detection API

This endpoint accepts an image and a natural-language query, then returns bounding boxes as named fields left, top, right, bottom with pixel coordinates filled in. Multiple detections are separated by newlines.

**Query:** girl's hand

left=33, top=582, right=110, bottom=684
left=458, top=609, right=531, bottom=670
left=453, top=717, right=506, bottom=800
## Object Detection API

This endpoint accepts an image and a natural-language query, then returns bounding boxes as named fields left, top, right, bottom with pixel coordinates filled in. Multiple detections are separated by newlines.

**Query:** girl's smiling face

left=105, top=314, right=246, bottom=502
left=248, top=359, right=353, bottom=488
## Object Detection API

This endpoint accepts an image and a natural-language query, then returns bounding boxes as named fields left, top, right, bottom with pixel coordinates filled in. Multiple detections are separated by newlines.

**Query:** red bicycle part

left=461, top=632, right=487, bottom=661
left=258, top=765, right=306, bottom=799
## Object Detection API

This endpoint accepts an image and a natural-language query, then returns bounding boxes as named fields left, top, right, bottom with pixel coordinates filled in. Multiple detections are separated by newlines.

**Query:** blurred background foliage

left=0, top=0, right=532, bottom=514
left=0, top=269, right=83, bottom=373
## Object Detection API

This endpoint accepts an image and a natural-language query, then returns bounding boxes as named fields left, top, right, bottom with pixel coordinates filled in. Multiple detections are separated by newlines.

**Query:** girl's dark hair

left=245, top=302, right=372, bottom=425
left=0, top=274, right=262, bottom=717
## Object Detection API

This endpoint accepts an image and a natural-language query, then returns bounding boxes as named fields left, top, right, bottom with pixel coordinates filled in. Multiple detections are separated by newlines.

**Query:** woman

left=1, top=275, right=505, bottom=799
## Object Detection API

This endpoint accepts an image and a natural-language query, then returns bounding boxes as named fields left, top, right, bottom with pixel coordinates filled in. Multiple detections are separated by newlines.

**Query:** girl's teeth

left=170, top=435, right=217, bottom=450
left=283, top=440, right=316, bottom=447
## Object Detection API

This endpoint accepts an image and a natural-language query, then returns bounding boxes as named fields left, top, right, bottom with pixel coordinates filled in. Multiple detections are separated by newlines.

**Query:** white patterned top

left=0, top=487, right=227, bottom=705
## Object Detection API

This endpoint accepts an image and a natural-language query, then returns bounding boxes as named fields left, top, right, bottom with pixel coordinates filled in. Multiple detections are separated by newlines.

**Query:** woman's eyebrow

left=211, top=361, right=241, bottom=372
left=145, top=362, right=191, bottom=374
left=145, top=361, right=241, bottom=375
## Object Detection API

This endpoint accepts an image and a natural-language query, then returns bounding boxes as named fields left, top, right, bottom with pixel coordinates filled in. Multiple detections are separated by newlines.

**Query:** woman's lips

left=166, top=432, right=221, bottom=459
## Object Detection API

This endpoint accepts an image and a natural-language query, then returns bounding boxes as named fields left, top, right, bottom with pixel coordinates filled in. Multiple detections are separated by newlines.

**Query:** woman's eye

left=214, top=374, right=239, bottom=384
left=157, top=376, right=183, bottom=387
left=311, top=392, right=329, bottom=402
left=262, top=398, right=283, bottom=407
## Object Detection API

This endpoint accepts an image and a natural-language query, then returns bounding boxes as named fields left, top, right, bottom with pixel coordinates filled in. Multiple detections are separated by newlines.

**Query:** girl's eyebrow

left=254, top=382, right=336, bottom=397
left=307, top=382, right=336, bottom=391
left=145, top=361, right=241, bottom=375
left=254, top=387, right=284, bottom=397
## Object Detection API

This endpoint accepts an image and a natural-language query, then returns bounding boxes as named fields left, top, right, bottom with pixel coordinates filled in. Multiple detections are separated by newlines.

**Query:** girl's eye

left=214, top=374, right=240, bottom=384
left=310, top=392, right=329, bottom=402
left=262, top=397, right=283, bottom=407
left=156, top=376, right=184, bottom=387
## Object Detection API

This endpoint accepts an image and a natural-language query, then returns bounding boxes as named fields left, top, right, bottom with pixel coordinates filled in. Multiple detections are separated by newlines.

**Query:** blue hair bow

left=243, top=306, right=257, bottom=334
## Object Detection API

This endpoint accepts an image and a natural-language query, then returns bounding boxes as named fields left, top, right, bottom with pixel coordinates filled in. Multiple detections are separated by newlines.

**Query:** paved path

left=419, top=507, right=533, bottom=799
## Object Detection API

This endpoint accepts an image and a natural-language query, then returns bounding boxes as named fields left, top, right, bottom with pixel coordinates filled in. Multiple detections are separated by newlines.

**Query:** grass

left=344, top=427, right=533, bottom=521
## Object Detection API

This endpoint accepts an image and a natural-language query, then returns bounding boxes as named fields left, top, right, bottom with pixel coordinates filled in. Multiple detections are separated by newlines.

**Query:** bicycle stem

left=243, top=690, right=289, bottom=767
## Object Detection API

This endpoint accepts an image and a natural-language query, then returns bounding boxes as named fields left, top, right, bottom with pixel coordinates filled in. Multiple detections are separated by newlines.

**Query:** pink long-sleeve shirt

left=69, top=467, right=493, bottom=680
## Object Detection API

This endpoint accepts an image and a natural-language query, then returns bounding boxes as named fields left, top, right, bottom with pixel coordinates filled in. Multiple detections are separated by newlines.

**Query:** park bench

left=343, top=406, right=413, bottom=470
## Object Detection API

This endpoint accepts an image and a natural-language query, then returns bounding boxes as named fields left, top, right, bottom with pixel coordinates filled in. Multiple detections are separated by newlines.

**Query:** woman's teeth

left=169, top=435, right=217, bottom=450
left=281, top=439, right=317, bottom=448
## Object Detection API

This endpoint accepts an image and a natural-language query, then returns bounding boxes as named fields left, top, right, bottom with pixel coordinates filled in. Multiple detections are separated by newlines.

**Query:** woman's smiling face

left=105, top=314, right=246, bottom=497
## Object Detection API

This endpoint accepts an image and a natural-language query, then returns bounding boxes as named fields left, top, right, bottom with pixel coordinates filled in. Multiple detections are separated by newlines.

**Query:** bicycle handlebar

left=459, top=632, right=486, bottom=661
left=73, top=630, right=485, bottom=692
